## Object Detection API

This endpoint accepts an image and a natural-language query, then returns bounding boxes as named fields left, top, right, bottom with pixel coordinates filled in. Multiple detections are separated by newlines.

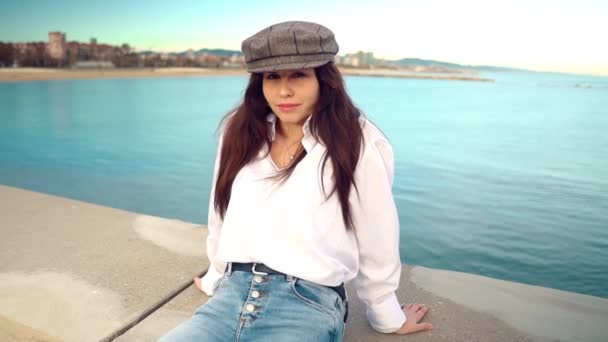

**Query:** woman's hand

left=395, top=303, right=434, bottom=335
left=193, top=277, right=204, bottom=292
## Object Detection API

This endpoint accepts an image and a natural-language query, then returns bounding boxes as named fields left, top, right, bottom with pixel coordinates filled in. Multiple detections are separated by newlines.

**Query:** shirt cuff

left=199, top=265, right=224, bottom=296
left=366, top=293, right=407, bottom=333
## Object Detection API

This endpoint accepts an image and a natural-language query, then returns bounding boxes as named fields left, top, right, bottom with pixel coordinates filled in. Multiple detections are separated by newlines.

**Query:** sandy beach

left=0, top=67, right=248, bottom=82
left=0, top=67, right=493, bottom=82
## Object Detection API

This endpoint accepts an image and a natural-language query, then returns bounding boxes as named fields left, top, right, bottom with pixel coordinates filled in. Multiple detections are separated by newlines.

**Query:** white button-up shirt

left=200, top=113, right=406, bottom=333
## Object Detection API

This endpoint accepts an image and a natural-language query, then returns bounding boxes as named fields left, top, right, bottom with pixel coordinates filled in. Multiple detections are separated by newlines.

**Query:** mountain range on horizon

left=390, top=57, right=527, bottom=73
left=137, top=48, right=527, bottom=73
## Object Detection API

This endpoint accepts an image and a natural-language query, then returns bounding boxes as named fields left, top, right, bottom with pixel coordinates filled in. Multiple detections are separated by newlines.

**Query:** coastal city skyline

left=1, top=0, right=607, bottom=75
left=3, top=28, right=397, bottom=70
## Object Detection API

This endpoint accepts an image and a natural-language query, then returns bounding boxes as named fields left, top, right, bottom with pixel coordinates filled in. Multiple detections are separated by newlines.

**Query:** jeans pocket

left=212, top=274, right=225, bottom=293
left=290, top=279, right=346, bottom=341
left=290, top=278, right=340, bottom=317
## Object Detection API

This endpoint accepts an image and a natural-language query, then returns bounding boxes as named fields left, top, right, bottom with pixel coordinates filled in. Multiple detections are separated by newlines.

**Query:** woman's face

left=262, top=68, right=320, bottom=126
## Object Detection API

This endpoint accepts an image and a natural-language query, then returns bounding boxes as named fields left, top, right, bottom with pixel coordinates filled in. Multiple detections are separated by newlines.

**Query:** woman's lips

left=277, top=104, right=300, bottom=112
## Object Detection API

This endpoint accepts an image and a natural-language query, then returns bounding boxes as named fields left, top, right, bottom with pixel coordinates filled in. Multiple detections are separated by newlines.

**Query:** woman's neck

left=276, top=120, right=304, bottom=143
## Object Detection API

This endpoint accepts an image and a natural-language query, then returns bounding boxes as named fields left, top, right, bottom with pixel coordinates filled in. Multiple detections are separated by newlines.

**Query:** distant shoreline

left=0, top=67, right=493, bottom=83
left=0, top=67, right=247, bottom=82
left=341, top=68, right=494, bottom=82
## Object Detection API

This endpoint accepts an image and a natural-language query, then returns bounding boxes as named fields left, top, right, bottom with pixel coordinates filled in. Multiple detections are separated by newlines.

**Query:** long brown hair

left=214, top=62, right=364, bottom=229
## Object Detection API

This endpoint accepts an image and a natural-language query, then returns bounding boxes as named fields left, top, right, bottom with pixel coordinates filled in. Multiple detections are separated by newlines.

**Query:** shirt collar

left=265, top=112, right=319, bottom=152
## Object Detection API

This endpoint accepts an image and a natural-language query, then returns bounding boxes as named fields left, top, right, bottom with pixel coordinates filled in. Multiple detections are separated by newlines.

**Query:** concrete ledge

left=1, top=185, right=607, bottom=341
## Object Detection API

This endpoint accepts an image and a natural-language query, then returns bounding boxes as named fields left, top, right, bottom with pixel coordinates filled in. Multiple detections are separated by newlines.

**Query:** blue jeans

left=159, top=269, right=347, bottom=341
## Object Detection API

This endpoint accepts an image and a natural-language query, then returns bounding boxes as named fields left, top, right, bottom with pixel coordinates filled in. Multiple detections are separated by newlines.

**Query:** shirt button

left=251, top=290, right=260, bottom=298
left=254, top=275, right=263, bottom=283
left=246, top=304, right=255, bottom=312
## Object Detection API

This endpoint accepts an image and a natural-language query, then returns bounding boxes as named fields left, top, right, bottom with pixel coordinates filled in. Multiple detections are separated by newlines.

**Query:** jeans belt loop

left=226, top=262, right=233, bottom=276
left=251, top=263, right=269, bottom=275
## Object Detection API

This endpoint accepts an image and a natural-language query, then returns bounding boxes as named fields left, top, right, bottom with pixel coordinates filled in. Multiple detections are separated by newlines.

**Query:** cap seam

left=290, top=22, right=299, bottom=56
left=267, top=25, right=274, bottom=57
left=317, top=25, right=324, bottom=53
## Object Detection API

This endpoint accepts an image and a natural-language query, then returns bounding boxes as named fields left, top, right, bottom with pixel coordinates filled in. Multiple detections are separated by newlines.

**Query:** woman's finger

left=401, top=303, right=414, bottom=310
left=415, top=306, right=429, bottom=320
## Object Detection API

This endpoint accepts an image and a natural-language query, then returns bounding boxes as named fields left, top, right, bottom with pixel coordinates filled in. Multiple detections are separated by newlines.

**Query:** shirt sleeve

left=199, top=130, right=227, bottom=296
left=351, top=138, right=406, bottom=333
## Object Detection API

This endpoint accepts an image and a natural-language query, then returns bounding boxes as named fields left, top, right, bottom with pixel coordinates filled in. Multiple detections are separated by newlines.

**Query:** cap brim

left=247, top=59, right=332, bottom=73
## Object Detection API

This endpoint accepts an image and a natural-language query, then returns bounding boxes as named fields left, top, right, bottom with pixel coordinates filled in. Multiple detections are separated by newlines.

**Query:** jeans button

left=251, top=290, right=260, bottom=298
left=246, top=303, right=255, bottom=312
left=254, top=275, right=263, bottom=283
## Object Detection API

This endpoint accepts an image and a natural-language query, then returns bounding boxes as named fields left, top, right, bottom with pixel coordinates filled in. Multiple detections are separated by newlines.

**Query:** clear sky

left=1, top=0, right=606, bottom=75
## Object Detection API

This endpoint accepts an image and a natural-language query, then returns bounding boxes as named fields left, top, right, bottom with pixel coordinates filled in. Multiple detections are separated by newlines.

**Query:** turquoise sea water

left=1, top=71, right=607, bottom=299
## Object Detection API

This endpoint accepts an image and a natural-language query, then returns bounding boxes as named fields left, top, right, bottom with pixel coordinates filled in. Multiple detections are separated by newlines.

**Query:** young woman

left=160, top=21, right=433, bottom=341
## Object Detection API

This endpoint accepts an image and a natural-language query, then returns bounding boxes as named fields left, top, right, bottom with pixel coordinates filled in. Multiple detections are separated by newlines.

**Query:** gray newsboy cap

left=241, top=21, right=339, bottom=73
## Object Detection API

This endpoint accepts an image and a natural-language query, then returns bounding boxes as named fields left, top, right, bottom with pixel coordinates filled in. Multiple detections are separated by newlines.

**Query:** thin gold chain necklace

left=281, top=138, right=302, bottom=164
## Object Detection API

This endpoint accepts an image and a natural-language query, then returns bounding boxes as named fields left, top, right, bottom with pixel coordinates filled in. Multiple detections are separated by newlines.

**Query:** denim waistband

left=228, top=262, right=348, bottom=309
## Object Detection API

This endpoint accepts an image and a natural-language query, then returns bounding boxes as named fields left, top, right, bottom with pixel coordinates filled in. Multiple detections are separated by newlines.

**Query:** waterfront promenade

left=1, top=184, right=606, bottom=341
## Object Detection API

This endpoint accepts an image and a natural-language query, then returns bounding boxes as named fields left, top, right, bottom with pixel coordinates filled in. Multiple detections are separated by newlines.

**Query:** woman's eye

left=266, top=74, right=279, bottom=80
left=291, top=72, right=306, bottom=78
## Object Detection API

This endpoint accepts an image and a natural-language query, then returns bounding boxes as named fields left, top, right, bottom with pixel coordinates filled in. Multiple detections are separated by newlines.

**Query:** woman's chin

left=275, top=112, right=311, bottom=126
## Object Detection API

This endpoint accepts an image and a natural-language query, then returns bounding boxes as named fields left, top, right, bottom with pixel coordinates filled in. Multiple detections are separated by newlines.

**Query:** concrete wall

left=1, top=185, right=607, bottom=342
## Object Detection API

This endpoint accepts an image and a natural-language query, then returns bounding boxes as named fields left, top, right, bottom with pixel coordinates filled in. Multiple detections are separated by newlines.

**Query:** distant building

left=343, top=55, right=360, bottom=67
left=14, top=42, right=47, bottom=67
left=90, top=38, right=98, bottom=58
left=229, top=54, right=245, bottom=64
left=357, top=51, right=375, bottom=66
left=185, top=49, right=196, bottom=60
left=199, top=54, right=221, bottom=67
left=338, top=51, right=375, bottom=68
left=47, top=31, right=66, bottom=61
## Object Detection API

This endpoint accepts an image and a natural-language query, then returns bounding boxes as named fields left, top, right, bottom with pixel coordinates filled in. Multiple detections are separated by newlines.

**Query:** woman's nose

left=279, top=80, right=293, bottom=97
